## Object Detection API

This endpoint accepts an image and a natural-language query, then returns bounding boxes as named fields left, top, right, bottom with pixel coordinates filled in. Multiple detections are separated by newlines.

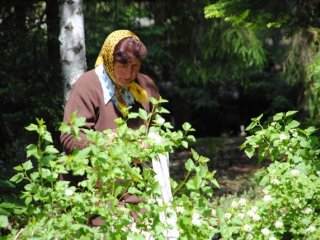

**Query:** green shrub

left=213, top=111, right=320, bottom=239
left=2, top=102, right=319, bottom=239
left=2, top=98, right=219, bottom=239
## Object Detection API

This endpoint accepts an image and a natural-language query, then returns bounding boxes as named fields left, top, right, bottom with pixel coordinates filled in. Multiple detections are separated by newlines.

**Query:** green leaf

left=72, top=126, right=80, bottom=138
left=156, top=97, right=168, bottom=104
left=73, top=168, right=85, bottom=176
left=74, top=116, right=86, bottom=127
left=259, top=175, right=269, bottom=186
left=128, top=112, right=139, bottom=119
left=191, top=149, right=200, bottom=161
left=156, top=106, right=170, bottom=114
left=41, top=168, right=52, bottom=179
left=26, top=144, right=40, bottom=159
left=187, top=135, right=196, bottom=142
left=255, top=113, right=264, bottom=121
left=25, top=123, right=38, bottom=132
left=0, top=215, right=8, bottom=228
left=39, top=156, right=52, bottom=167
left=22, top=160, right=33, bottom=171
left=0, top=202, right=22, bottom=210
left=138, top=108, right=148, bottom=120
left=10, top=173, right=24, bottom=183
left=163, top=122, right=174, bottom=129
left=245, top=147, right=255, bottom=158
left=305, top=126, right=317, bottom=135
left=286, top=120, right=300, bottom=129
left=114, top=186, right=124, bottom=197
left=185, top=159, right=195, bottom=172
left=273, top=112, right=284, bottom=121
left=128, top=187, right=142, bottom=195
left=154, top=115, right=166, bottom=125
left=245, top=121, right=257, bottom=131
left=300, top=139, right=310, bottom=148
left=44, top=145, right=59, bottom=154
left=182, top=122, right=192, bottom=131
left=186, top=179, right=195, bottom=190
left=13, top=165, right=23, bottom=171
left=198, top=155, right=209, bottom=163
left=74, top=147, right=91, bottom=159
left=210, top=178, right=220, bottom=188
left=149, top=97, right=159, bottom=105
left=43, top=132, right=53, bottom=143
left=25, top=196, right=32, bottom=206
left=181, top=141, right=188, bottom=148
left=59, top=122, right=71, bottom=134
left=30, top=172, right=39, bottom=181
left=285, top=110, right=298, bottom=117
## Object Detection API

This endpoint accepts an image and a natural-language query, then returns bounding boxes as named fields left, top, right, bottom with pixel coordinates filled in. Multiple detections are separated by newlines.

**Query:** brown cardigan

left=60, top=69, right=159, bottom=153
left=60, top=70, right=159, bottom=225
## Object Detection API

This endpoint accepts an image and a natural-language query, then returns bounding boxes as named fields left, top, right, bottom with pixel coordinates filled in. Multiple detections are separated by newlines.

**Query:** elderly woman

left=60, top=30, right=178, bottom=239
left=61, top=30, right=159, bottom=153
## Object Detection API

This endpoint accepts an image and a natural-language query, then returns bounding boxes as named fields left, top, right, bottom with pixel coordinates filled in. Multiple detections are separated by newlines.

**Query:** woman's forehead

left=114, top=58, right=141, bottom=65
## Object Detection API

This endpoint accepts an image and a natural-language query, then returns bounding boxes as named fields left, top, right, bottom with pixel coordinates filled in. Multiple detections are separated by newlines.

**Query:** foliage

left=211, top=111, right=320, bottom=239
left=204, top=0, right=320, bottom=34
left=162, top=1, right=266, bottom=90
left=0, top=1, right=62, bottom=126
left=1, top=98, right=219, bottom=239
left=306, top=48, right=320, bottom=124
left=276, top=27, right=320, bottom=126
left=0, top=0, right=63, bottom=169
left=1, top=0, right=303, bottom=150
left=204, top=1, right=320, bottom=127
left=2, top=94, right=320, bottom=239
left=175, top=22, right=266, bottom=85
left=71, top=0, right=267, bottom=138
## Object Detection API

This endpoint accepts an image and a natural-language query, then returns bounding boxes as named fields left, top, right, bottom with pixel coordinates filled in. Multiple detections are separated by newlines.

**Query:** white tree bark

left=59, top=0, right=87, bottom=101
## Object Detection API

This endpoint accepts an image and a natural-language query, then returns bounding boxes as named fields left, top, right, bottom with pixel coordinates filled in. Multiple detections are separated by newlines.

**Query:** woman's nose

left=119, top=67, right=131, bottom=80
left=126, top=67, right=136, bottom=79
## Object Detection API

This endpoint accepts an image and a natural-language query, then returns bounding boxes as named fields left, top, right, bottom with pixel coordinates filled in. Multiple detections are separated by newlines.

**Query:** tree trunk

left=59, top=0, right=87, bottom=101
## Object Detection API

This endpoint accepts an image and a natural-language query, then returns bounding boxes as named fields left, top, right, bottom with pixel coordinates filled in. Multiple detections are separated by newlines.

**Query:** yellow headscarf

left=95, top=30, right=148, bottom=116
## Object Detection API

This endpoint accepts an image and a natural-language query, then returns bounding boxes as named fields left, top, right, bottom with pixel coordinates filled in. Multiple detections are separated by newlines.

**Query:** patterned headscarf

left=95, top=30, right=148, bottom=116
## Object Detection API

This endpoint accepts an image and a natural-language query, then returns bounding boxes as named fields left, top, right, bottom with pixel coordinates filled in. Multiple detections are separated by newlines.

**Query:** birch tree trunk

left=59, top=0, right=87, bottom=101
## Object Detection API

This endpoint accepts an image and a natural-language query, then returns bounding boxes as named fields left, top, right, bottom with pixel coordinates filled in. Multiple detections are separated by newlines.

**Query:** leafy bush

left=2, top=100, right=319, bottom=239
left=1, top=98, right=219, bottom=239
left=212, top=111, right=320, bottom=239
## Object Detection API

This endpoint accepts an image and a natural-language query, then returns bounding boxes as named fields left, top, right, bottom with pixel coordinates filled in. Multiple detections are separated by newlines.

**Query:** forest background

left=1, top=0, right=320, bottom=189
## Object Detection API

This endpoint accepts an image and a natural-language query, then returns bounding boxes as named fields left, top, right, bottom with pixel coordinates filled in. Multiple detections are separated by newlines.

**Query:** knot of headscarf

left=95, top=30, right=148, bottom=117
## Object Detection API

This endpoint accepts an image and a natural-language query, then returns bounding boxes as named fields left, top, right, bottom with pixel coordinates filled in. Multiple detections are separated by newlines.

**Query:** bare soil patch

left=170, top=137, right=268, bottom=196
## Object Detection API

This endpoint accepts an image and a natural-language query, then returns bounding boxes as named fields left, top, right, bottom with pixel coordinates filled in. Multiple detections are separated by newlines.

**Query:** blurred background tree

left=0, top=0, right=62, bottom=176
left=1, top=0, right=320, bottom=179
left=205, top=0, right=320, bottom=125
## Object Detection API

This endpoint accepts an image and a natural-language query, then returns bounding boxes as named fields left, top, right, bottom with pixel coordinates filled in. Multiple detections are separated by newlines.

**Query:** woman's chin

left=117, top=81, right=132, bottom=88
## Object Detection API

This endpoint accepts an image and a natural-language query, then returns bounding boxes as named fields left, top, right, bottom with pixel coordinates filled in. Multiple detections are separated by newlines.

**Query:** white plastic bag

left=149, top=131, right=179, bottom=239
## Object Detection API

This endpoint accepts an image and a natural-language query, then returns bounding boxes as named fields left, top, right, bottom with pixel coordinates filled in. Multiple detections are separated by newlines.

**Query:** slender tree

left=59, top=0, right=87, bottom=101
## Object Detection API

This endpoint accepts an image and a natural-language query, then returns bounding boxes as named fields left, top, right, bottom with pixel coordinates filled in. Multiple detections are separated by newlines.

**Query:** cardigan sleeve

left=60, top=71, right=101, bottom=153
left=137, top=73, right=160, bottom=100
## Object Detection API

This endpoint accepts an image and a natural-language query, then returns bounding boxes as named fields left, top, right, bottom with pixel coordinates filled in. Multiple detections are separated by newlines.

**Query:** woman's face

left=113, top=58, right=141, bottom=87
